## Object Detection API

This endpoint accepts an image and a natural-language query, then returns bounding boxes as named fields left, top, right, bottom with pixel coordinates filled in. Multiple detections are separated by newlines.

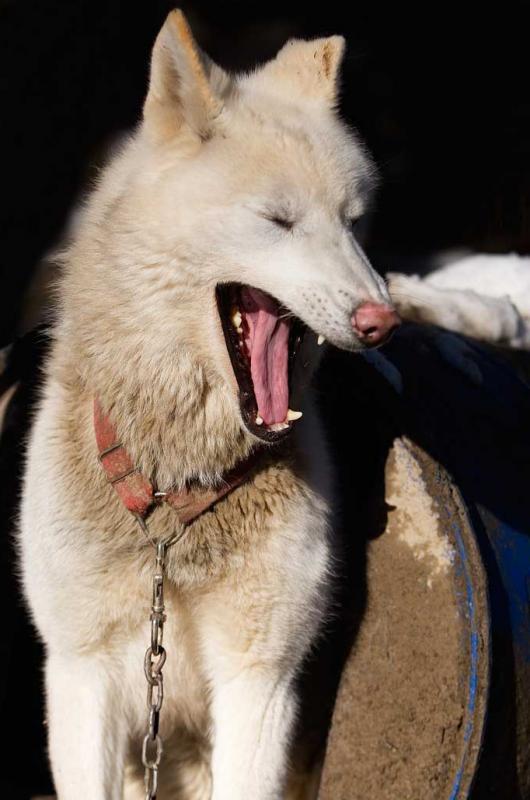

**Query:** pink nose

left=352, top=301, right=401, bottom=347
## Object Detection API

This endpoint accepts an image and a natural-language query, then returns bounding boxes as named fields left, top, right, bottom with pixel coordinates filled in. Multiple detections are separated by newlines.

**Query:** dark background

left=1, top=0, right=530, bottom=348
left=1, top=1, right=530, bottom=797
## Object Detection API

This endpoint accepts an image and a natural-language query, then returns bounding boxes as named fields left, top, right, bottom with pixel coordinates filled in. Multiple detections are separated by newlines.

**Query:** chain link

left=133, top=513, right=190, bottom=800
left=142, top=540, right=168, bottom=799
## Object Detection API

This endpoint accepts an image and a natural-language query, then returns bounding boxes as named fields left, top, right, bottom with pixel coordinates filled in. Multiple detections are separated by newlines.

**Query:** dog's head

left=69, top=11, right=399, bottom=450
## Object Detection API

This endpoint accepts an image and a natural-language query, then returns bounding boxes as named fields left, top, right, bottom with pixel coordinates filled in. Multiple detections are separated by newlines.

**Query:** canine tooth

left=231, top=310, right=242, bottom=329
left=255, top=416, right=263, bottom=425
left=286, top=409, right=303, bottom=421
left=317, top=334, right=325, bottom=346
left=269, top=422, right=290, bottom=432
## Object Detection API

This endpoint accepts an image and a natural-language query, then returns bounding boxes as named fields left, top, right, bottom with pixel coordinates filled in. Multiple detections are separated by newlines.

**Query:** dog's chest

left=134, top=461, right=305, bottom=587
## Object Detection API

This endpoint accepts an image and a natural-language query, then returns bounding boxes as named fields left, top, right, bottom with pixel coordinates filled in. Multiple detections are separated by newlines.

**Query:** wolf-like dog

left=19, top=11, right=399, bottom=799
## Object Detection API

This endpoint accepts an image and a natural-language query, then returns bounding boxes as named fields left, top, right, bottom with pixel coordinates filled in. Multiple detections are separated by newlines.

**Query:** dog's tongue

left=240, top=287, right=290, bottom=426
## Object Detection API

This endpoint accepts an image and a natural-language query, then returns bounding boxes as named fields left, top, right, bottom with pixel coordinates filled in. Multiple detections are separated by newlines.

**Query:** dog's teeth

left=269, top=422, right=290, bottom=432
left=317, top=334, right=325, bottom=346
left=232, top=310, right=242, bottom=329
left=255, top=415, right=263, bottom=425
left=236, top=326, right=243, bottom=334
left=286, top=409, right=303, bottom=421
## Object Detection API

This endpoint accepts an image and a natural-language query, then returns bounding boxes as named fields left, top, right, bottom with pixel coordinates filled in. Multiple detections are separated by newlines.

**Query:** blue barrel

left=317, top=324, right=530, bottom=799
left=374, top=325, right=530, bottom=798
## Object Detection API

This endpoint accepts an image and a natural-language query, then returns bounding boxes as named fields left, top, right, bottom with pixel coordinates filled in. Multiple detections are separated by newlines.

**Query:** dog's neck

left=94, top=397, right=262, bottom=523
left=55, top=335, right=255, bottom=492
left=55, top=235, right=256, bottom=490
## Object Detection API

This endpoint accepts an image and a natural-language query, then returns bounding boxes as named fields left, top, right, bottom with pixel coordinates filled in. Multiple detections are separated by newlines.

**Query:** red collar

left=94, top=398, right=261, bottom=525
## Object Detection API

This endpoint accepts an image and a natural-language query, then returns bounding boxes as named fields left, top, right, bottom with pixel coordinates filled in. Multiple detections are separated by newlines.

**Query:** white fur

left=388, top=253, right=530, bottom=348
left=19, top=11, right=392, bottom=799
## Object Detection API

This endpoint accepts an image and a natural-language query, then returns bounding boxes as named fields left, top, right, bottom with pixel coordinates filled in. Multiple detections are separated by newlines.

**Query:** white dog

left=19, top=10, right=399, bottom=800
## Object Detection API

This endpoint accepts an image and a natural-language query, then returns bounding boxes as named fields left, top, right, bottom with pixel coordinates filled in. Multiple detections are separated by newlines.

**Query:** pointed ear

left=143, top=10, right=231, bottom=144
left=262, top=36, right=346, bottom=107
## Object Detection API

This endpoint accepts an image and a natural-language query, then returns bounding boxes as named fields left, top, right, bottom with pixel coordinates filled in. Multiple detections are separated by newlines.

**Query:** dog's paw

left=386, top=272, right=437, bottom=324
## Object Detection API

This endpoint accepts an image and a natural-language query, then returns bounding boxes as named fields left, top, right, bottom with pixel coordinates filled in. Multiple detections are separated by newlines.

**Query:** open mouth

left=216, top=283, right=309, bottom=442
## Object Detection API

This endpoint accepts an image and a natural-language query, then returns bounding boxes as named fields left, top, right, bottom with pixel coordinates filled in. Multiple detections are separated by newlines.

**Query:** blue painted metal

left=447, top=506, right=483, bottom=800
left=487, top=521, right=530, bottom=664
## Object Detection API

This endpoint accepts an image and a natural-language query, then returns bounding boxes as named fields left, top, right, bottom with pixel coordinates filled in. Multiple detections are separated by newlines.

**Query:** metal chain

left=134, top=514, right=189, bottom=800
left=142, top=540, right=167, bottom=799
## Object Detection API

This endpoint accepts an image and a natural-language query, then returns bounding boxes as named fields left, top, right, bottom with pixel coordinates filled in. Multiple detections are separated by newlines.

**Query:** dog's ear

left=262, top=36, right=346, bottom=108
left=143, top=10, right=230, bottom=144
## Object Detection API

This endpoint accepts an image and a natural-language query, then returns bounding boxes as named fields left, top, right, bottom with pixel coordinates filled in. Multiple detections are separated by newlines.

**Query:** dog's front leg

left=46, top=652, right=128, bottom=800
left=208, top=666, right=296, bottom=800
left=197, top=520, right=330, bottom=800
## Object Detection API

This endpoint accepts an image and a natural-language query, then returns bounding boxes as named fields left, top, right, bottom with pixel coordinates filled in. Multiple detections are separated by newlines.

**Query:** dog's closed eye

left=270, top=216, right=294, bottom=231
left=263, top=214, right=295, bottom=231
